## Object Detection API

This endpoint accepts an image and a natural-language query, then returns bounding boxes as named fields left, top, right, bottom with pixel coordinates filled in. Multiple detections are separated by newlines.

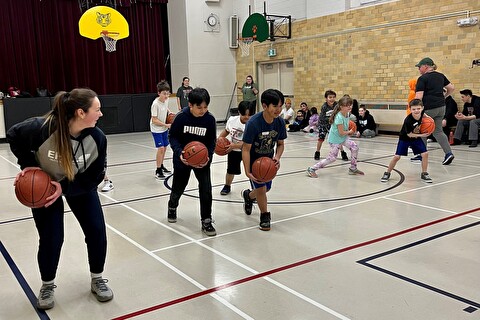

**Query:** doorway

left=258, top=60, right=294, bottom=106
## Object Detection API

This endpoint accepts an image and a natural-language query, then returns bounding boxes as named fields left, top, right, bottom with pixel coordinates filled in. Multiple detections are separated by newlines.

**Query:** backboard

left=79, top=5, right=129, bottom=40
left=241, top=13, right=269, bottom=43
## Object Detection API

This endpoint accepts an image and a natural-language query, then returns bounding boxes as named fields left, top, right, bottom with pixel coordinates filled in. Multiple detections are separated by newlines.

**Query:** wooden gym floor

left=0, top=128, right=479, bottom=319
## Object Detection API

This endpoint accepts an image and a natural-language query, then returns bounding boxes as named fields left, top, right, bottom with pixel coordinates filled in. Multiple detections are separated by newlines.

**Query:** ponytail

left=45, top=88, right=98, bottom=181
left=329, top=95, right=353, bottom=124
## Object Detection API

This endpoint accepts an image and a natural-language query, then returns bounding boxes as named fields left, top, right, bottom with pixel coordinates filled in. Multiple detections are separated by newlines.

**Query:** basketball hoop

left=101, top=31, right=120, bottom=52
left=238, top=37, right=253, bottom=57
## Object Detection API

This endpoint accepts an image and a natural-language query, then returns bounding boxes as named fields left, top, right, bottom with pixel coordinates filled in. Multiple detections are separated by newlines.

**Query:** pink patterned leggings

left=311, top=138, right=359, bottom=170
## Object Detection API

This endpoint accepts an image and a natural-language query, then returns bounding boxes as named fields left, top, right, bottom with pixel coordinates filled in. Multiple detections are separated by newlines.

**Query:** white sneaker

left=101, top=180, right=114, bottom=192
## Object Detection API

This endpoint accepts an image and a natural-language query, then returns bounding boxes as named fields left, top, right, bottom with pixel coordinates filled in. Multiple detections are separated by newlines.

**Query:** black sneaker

left=155, top=170, right=165, bottom=180
left=442, top=152, right=454, bottom=165
left=341, top=151, right=348, bottom=161
left=421, top=172, right=433, bottom=183
left=161, top=165, right=171, bottom=173
left=242, top=189, right=253, bottom=215
left=380, top=172, right=391, bottom=182
left=314, top=151, right=320, bottom=160
left=410, top=155, right=422, bottom=163
left=201, top=218, right=216, bottom=236
left=259, top=212, right=271, bottom=231
left=168, top=207, right=177, bottom=223
left=220, top=185, right=231, bottom=195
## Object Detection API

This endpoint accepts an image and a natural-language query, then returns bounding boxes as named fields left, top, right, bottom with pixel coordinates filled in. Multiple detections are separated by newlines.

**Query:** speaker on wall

left=229, top=15, right=239, bottom=48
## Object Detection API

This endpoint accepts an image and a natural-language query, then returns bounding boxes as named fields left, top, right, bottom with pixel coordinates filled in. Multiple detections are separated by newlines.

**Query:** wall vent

left=229, top=15, right=239, bottom=48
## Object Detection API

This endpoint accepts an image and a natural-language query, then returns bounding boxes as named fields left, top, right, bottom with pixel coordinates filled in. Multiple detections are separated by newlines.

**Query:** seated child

left=355, top=105, right=377, bottom=138
left=288, top=110, right=308, bottom=132
left=302, top=107, right=319, bottom=133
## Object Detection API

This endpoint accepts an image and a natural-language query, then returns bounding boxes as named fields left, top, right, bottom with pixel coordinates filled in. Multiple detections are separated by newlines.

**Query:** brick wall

left=236, top=0, right=480, bottom=109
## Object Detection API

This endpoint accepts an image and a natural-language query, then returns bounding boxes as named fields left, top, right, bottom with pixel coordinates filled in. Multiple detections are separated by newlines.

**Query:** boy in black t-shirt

left=381, top=99, right=432, bottom=183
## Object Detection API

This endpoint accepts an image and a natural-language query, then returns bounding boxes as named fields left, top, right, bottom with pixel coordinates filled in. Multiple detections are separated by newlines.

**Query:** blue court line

left=357, top=220, right=480, bottom=312
left=0, top=241, right=50, bottom=319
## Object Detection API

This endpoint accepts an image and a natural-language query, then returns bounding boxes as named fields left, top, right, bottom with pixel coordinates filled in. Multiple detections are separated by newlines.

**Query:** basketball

left=15, top=169, right=55, bottom=209
left=252, top=157, right=278, bottom=183
left=420, top=116, right=435, bottom=135
left=214, top=137, right=231, bottom=156
left=166, top=113, right=175, bottom=124
left=348, top=120, right=357, bottom=133
left=183, top=141, right=208, bottom=166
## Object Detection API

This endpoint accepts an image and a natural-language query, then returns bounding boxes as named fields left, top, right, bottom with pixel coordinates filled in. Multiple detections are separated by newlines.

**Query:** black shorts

left=318, top=123, right=331, bottom=140
left=227, top=151, right=243, bottom=175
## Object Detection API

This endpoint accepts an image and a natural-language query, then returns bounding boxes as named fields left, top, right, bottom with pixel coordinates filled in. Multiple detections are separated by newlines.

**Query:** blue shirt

left=242, top=112, right=287, bottom=164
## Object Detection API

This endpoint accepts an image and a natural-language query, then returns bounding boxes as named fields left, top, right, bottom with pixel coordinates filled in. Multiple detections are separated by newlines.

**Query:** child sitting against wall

left=302, top=107, right=319, bottom=133
left=287, top=110, right=308, bottom=132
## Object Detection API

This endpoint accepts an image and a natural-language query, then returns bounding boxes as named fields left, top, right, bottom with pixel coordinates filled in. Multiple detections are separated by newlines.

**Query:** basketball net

left=238, top=37, right=253, bottom=57
left=101, top=31, right=120, bottom=52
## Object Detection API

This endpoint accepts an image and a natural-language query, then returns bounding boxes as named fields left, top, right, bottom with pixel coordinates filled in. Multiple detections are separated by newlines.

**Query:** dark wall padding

left=3, top=93, right=156, bottom=135
left=97, top=94, right=133, bottom=134
left=131, top=93, right=157, bottom=132
left=4, top=97, right=52, bottom=131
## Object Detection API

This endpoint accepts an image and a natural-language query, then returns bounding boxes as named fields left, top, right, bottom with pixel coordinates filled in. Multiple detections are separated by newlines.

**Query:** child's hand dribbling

left=180, top=152, right=209, bottom=168
left=180, top=153, right=189, bottom=166
left=246, top=171, right=262, bottom=184
left=192, top=156, right=209, bottom=168
left=273, top=158, right=280, bottom=170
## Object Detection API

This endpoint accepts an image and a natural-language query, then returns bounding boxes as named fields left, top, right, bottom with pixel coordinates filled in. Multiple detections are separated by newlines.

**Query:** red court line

left=112, top=207, right=480, bottom=320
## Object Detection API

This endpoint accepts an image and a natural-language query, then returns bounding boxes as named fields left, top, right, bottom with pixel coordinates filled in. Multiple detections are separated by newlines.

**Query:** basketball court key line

left=0, top=241, right=50, bottom=320
left=111, top=207, right=480, bottom=319
left=101, top=194, right=350, bottom=319
left=101, top=171, right=478, bottom=255
left=357, top=221, right=480, bottom=311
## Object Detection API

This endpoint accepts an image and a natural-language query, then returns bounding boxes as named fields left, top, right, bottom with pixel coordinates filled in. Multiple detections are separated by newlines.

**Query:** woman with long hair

left=7, top=88, right=113, bottom=310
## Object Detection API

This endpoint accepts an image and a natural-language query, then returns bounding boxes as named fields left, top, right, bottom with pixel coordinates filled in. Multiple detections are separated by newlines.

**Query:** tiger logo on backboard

left=96, top=12, right=111, bottom=27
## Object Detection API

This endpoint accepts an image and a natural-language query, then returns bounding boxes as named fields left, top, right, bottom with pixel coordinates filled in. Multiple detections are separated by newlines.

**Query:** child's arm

left=337, top=124, right=353, bottom=136
left=221, top=127, right=243, bottom=152
left=218, top=128, right=229, bottom=138
left=151, top=116, right=171, bottom=129
left=273, top=140, right=285, bottom=169
left=407, top=132, right=429, bottom=138
left=241, top=143, right=261, bottom=183
left=168, top=118, right=183, bottom=158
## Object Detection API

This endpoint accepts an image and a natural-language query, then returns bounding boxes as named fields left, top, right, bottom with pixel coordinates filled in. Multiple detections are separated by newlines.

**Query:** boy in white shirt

left=218, top=101, right=256, bottom=195
left=150, top=80, right=174, bottom=179
left=279, top=98, right=294, bottom=124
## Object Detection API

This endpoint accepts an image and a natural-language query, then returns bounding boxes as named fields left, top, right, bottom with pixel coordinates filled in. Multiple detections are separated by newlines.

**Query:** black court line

left=0, top=159, right=403, bottom=226
left=165, top=161, right=405, bottom=204
left=0, top=241, right=50, bottom=319
left=357, top=221, right=480, bottom=312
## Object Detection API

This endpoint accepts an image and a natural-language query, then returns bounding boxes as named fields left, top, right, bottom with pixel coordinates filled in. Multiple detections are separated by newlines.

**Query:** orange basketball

left=420, top=116, right=435, bottom=135
left=166, top=113, right=175, bottom=124
left=348, top=120, right=357, bottom=132
left=214, top=137, right=231, bottom=156
left=183, top=141, right=208, bottom=166
left=252, top=157, right=278, bottom=183
left=15, top=169, right=55, bottom=208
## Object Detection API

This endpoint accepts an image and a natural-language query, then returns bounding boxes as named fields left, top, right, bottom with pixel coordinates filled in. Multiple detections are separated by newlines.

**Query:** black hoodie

left=356, top=110, right=377, bottom=134
left=168, top=106, right=216, bottom=168
left=7, top=117, right=107, bottom=196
